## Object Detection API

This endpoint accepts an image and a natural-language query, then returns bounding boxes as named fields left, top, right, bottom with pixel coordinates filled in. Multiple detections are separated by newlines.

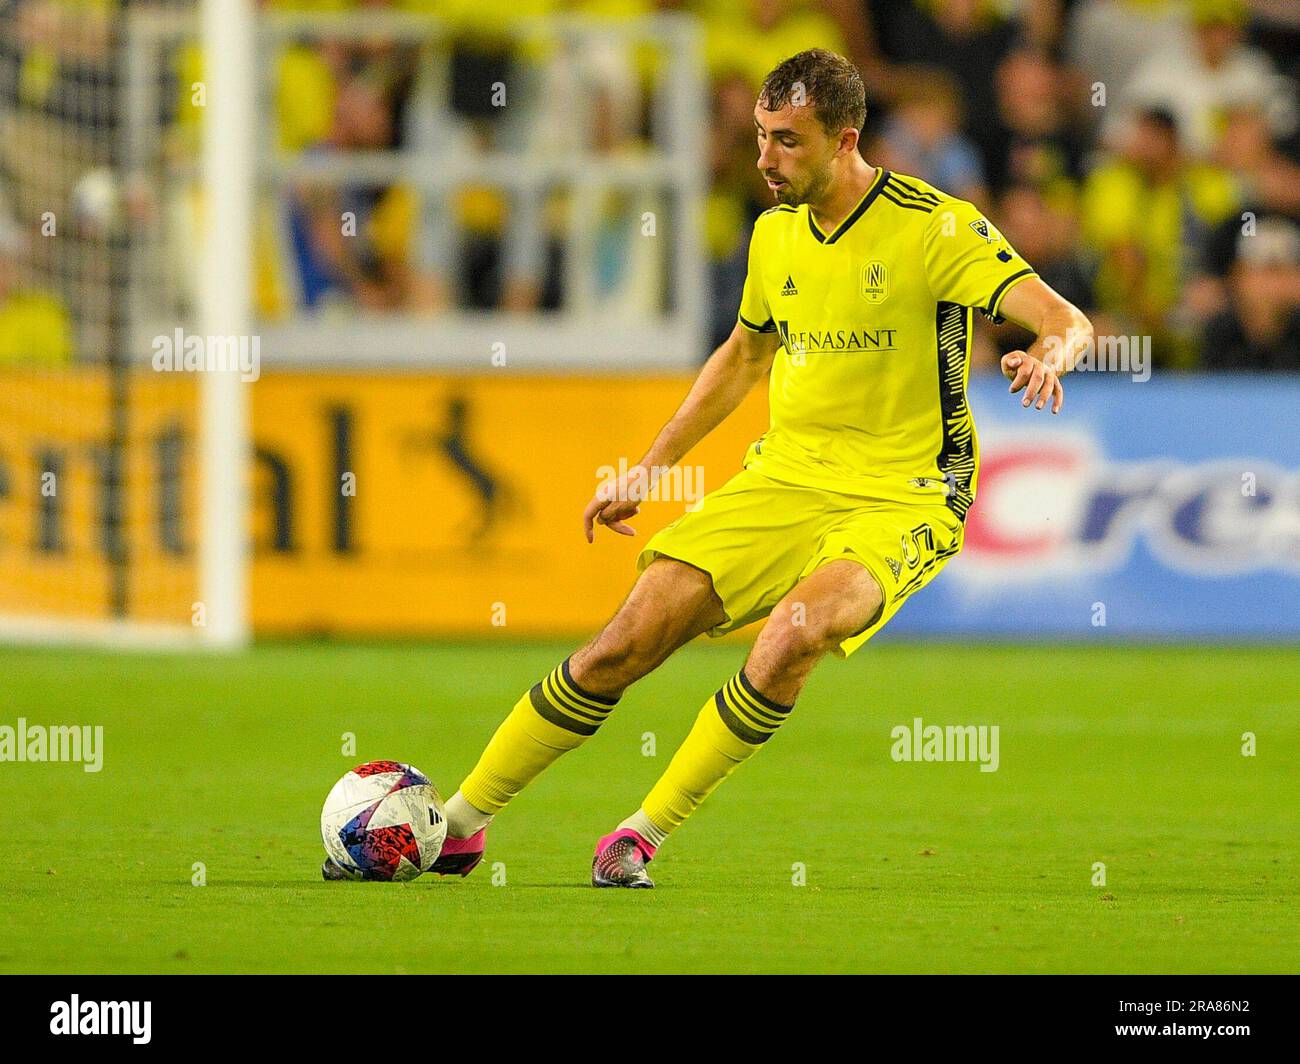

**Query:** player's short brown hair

left=758, top=49, right=867, bottom=136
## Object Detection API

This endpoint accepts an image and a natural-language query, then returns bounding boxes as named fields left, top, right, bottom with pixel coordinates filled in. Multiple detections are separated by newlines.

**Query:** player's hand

left=1002, top=351, right=1063, bottom=414
left=583, top=464, right=654, bottom=542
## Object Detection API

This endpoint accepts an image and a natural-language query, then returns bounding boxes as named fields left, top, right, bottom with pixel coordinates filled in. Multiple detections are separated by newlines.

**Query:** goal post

left=0, top=0, right=251, bottom=650
left=196, top=0, right=254, bottom=649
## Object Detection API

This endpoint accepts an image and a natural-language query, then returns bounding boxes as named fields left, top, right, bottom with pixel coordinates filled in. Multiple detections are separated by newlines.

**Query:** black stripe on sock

left=529, top=682, right=600, bottom=736
left=714, top=690, right=772, bottom=745
left=725, top=678, right=786, bottom=729
left=541, top=674, right=607, bottom=724
left=737, top=669, right=794, bottom=714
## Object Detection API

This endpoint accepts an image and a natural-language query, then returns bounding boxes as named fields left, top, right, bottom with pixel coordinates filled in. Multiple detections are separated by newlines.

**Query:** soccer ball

left=320, top=761, right=448, bottom=881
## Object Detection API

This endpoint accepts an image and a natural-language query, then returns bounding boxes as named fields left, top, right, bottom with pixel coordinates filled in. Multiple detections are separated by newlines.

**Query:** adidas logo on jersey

left=781, top=276, right=798, bottom=296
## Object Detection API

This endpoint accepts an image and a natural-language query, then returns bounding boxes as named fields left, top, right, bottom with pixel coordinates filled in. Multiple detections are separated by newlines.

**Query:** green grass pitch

left=1, top=640, right=1295, bottom=974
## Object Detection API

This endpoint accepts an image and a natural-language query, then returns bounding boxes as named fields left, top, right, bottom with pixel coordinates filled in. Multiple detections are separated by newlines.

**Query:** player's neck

left=809, top=161, right=879, bottom=235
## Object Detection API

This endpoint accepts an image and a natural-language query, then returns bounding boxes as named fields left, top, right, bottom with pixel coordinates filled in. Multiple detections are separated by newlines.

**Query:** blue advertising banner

left=888, top=374, right=1300, bottom=639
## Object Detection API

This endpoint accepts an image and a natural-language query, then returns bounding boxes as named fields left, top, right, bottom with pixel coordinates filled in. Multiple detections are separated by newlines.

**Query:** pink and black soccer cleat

left=591, top=828, right=656, bottom=888
left=431, top=828, right=487, bottom=877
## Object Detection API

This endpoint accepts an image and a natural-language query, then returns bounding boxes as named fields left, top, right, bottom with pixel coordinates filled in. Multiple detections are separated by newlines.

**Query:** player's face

left=754, top=102, right=838, bottom=207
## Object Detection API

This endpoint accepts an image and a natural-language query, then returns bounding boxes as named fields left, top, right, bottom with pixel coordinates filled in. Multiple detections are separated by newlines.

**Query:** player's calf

left=594, top=667, right=795, bottom=886
left=592, top=561, right=883, bottom=884
left=445, top=559, right=723, bottom=845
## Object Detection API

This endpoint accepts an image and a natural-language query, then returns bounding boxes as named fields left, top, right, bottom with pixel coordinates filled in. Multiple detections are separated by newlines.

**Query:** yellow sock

left=641, top=670, right=793, bottom=836
left=458, top=659, right=618, bottom=814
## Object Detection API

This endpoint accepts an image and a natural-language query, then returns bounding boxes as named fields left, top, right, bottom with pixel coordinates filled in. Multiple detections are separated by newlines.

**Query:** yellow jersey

left=737, top=168, right=1036, bottom=521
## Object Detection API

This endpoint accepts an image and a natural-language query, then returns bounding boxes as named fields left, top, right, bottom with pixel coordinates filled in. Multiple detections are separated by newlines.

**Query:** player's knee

left=761, top=602, right=842, bottom=665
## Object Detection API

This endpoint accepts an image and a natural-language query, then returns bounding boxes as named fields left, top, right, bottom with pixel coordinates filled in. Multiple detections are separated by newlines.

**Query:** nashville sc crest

left=861, top=260, right=889, bottom=304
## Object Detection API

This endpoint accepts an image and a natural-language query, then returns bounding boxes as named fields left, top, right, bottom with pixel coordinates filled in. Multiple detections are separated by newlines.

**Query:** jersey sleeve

left=737, top=221, right=776, bottom=333
left=923, top=199, right=1037, bottom=323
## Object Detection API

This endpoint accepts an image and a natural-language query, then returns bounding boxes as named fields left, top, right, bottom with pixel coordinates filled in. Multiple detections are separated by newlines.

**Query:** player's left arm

left=924, top=200, right=1094, bottom=416
left=996, top=278, right=1094, bottom=414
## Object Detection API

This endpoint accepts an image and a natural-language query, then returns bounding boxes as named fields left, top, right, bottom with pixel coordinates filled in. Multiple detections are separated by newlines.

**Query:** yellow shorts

left=637, top=468, right=965, bottom=658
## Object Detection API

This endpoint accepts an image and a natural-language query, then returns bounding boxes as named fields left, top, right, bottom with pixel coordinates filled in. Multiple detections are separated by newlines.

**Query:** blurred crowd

left=710, top=0, right=1300, bottom=370
left=1, top=0, right=1299, bottom=370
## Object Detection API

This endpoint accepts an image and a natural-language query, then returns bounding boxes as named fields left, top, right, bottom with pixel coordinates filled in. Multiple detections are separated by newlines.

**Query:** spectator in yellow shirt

left=1081, top=107, right=1238, bottom=366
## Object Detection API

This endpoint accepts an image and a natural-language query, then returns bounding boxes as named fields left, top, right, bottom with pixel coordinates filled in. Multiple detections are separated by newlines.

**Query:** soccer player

left=378, top=49, right=1092, bottom=886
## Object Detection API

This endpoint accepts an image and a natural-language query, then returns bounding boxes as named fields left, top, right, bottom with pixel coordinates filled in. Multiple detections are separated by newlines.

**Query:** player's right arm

left=583, top=321, right=780, bottom=541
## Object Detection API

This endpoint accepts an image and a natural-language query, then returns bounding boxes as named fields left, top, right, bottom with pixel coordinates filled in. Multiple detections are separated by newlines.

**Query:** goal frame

left=0, top=0, right=251, bottom=651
